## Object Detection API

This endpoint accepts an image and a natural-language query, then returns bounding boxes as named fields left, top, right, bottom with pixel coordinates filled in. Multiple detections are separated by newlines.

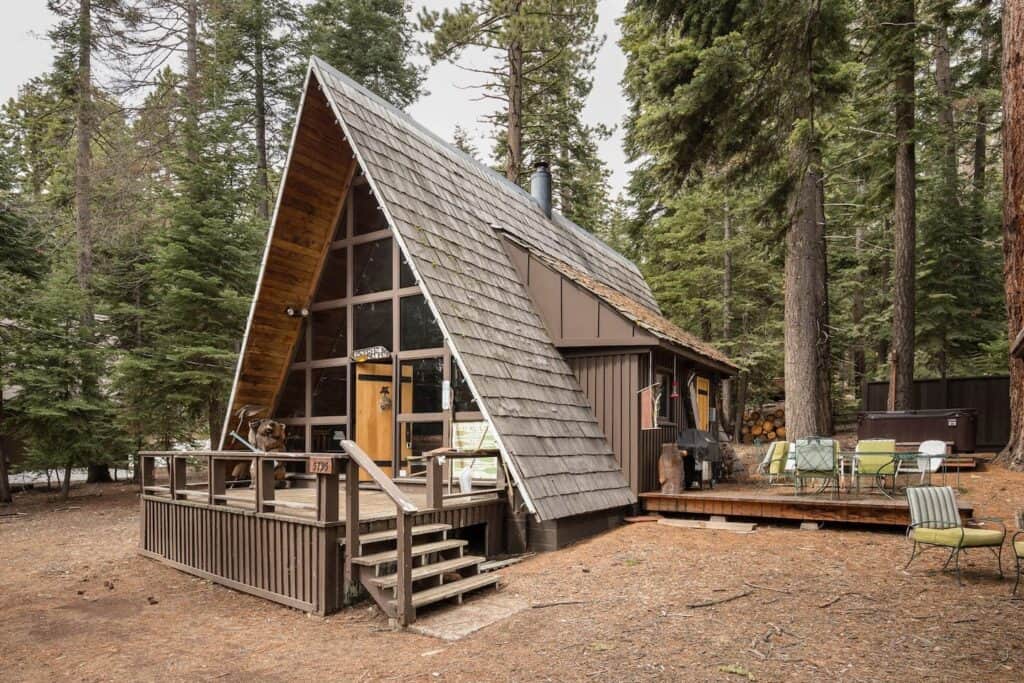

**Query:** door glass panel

left=277, top=370, right=306, bottom=418
left=353, top=300, right=392, bottom=350
left=311, top=366, right=348, bottom=417
left=400, top=358, right=443, bottom=414
left=353, top=239, right=392, bottom=295
left=311, top=308, right=347, bottom=360
left=398, top=421, right=443, bottom=477
left=314, top=247, right=347, bottom=302
left=400, top=294, right=443, bottom=350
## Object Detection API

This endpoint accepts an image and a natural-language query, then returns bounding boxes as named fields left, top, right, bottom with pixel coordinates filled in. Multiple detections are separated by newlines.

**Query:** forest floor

left=3, top=459, right=1024, bottom=682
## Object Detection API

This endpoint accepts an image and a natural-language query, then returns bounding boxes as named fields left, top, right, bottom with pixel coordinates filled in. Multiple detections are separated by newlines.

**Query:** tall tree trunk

left=75, top=0, right=93, bottom=317
left=721, top=202, right=733, bottom=429
left=0, top=387, right=10, bottom=504
left=185, top=0, right=200, bottom=164
left=890, top=0, right=917, bottom=411
left=254, top=5, right=270, bottom=221
left=934, top=21, right=957, bottom=189
left=61, top=462, right=73, bottom=500
left=784, top=145, right=832, bottom=439
left=209, top=395, right=224, bottom=450
left=973, top=36, right=992, bottom=201
left=76, top=0, right=111, bottom=485
left=1001, top=0, right=1024, bottom=469
left=851, top=222, right=866, bottom=394
left=506, top=34, right=523, bottom=182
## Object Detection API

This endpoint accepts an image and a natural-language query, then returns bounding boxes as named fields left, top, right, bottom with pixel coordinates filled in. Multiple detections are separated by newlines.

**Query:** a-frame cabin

left=138, top=58, right=735, bottom=623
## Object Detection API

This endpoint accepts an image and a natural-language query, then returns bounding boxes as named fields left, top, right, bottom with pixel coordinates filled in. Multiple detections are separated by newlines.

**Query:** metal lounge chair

left=854, top=439, right=897, bottom=497
left=1013, top=511, right=1024, bottom=596
left=904, top=486, right=1005, bottom=584
left=896, top=439, right=946, bottom=486
left=757, top=441, right=790, bottom=486
left=792, top=437, right=839, bottom=498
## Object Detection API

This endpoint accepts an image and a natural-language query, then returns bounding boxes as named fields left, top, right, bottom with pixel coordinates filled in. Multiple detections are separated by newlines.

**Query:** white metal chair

left=897, top=440, right=946, bottom=485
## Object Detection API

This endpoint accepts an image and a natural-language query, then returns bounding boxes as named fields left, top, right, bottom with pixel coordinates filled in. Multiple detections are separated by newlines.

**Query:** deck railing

left=138, top=446, right=505, bottom=625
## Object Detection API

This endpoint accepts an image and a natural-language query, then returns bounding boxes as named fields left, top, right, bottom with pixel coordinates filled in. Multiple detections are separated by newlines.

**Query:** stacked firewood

left=739, top=406, right=786, bottom=443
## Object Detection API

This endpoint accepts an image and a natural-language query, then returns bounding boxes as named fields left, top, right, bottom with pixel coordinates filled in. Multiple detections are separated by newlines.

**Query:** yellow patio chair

left=855, top=439, right=898, bottom=497
left=905, top=486, right=1005, bottom=585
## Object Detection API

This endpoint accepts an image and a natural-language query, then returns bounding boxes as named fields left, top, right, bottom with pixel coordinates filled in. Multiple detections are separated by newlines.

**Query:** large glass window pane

left=311, top=308, right=347, bottom=360
left=292, top=319, right=307, bottom=363
left=451, top=362, right=477, bottom=413
left=284, top=425, right=306, bottom=452
left=332, top=198, right=348, bottom=240
left=277, top=370, right=306, bottom=418
left=398, top=421, right=443, bottom=476
left=400, top=358, right=443, bottom=414
left=311, top=424, right=347, bottom=452
left=353, top=186, right=388, bottom=235
left=311, top=366, right=348, bottom=417
left=314, top=247, right=347, bottom=302
left=400, top=294, right=443, bottom=351
left=353, top=239, right=392, bottom=295
left=399, top=250, right=416, bottom=288
left=353, top=300, right=392, bottom=350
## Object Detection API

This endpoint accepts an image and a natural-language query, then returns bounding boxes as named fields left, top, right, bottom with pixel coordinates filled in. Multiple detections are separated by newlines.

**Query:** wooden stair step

left=351, top=539, right=467, bottom=567
left=357, top=523, right=452, bottom=546
left=391, top=572, right=501, bottom=609
left=367, top=555, right=485, bottom=588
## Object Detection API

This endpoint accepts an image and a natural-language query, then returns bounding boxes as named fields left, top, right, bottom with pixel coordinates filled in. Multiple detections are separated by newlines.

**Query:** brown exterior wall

left=567, top=352, right=641, bottom=494
left=527, top=507, right=626, bottom=551
left=501, top=237, right=658, bottom=348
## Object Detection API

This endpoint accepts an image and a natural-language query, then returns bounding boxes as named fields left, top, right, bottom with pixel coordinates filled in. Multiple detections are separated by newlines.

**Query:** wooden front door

left=696, top=376, right=711, bottom=431
left=354, top=363, right=395, bottom=480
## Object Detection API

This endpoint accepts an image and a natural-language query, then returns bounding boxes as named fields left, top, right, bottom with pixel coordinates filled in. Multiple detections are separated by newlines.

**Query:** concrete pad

left=408, top=591, right=527, bottom=641
left=658, top=518, right=756, bottom=533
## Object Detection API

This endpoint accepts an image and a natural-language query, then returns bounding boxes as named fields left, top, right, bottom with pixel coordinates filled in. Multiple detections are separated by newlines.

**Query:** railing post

left=395, top=509, right=414, bottom=626
left=209, top=457, right=226, bottom=506
left=316, top=458, right=340, bottom=615
left=316, top=466, right=339, bottom=522
left=140, top=454, right=154, bottom=492
left=343, top=456, right=360, bottom=605
left=171, top=455, right=187, bottom=500
left=255, top=456, right=275, bottom=513
left=426, top=453, right=443, bottom=511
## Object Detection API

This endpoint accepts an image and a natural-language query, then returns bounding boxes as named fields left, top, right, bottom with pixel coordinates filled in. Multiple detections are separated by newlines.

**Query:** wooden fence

left=863, top=375, right=1010, bottom=450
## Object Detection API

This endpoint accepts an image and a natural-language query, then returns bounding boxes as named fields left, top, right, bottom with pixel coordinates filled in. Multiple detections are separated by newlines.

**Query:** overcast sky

left=0, top=1, right=631, bottom=194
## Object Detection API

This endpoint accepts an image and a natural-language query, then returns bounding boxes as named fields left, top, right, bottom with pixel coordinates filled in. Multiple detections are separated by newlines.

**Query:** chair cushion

left=857, top=454, right=896, bottom=475
left=912, top=526, right=1003, bottom=547
left=1015, top=540, right=1024, bottom=558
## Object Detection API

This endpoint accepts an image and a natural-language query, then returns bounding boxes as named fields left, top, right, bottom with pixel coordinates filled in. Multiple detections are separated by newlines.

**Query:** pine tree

left=298, top=0, right=423, bottom=109
left=621, top=0, right=851, bottom=437
left=420, top=0, right=606, bottom=194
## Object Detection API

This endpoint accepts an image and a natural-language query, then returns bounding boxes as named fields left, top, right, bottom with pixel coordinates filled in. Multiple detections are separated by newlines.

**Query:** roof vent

left=530, top=161, right=552, bottom=219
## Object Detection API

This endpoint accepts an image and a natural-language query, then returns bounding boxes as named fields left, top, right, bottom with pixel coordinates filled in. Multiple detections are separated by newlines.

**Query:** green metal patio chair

left=1012, top=511, right=1024, bottom=596
left=757, top=441, right=791, bottom=486
left=854, top=439, right=898, bottom=497
left=793, top=437, right=839, bottom=498
left=905, top=486, right=1005, bottom=585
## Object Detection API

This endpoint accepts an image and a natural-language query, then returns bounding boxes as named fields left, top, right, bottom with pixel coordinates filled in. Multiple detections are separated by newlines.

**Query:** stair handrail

left=340, top=439, right=415, bottom=626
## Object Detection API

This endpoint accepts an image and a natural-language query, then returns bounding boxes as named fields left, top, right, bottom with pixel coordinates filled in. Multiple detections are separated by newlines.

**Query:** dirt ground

left=3, top=463, right=1024, bottom=682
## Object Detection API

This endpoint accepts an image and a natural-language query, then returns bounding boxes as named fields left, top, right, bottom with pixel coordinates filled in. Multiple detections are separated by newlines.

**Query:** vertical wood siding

left=567, top=353, right=642, bottom=495
left=140, top=498, right=330, bottom=613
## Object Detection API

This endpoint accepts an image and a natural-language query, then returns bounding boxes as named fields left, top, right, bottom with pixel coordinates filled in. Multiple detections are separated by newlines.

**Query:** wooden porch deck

left=209, top=483, right=502, bottom=522
left=640, top=486, right=975, bottom=527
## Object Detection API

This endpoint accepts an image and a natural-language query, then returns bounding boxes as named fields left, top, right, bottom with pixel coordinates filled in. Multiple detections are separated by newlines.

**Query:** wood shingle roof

left=312, top=59, right=638, bottom=520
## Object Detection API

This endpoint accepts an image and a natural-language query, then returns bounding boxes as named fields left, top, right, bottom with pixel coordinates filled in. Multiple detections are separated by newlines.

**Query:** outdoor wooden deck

left=640, top=487, right=975, bottom=527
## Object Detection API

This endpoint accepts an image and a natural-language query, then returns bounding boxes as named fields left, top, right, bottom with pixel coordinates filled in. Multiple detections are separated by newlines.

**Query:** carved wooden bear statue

left=230, top=419, right=288, bottom=487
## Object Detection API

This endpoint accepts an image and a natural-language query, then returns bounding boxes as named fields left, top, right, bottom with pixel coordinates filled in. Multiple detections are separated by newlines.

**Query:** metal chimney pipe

left=530, top=161, right=552, bottom=218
